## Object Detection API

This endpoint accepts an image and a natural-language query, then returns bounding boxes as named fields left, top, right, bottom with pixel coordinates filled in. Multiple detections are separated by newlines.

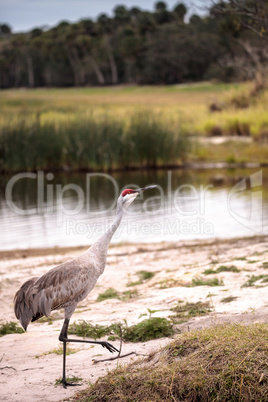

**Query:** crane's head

left=119, top=185, right=157, bottom=209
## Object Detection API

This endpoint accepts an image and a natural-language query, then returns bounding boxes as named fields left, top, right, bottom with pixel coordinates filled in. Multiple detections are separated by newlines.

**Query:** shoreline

left=1, top=234, right=267, bottom=259
left=1, top=160, right=268, bottom=176
left=1, top=236, right=268, bottom=401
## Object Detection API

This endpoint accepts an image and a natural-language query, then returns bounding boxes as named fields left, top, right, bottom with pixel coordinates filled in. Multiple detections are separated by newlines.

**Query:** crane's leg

left=59, top=318, right=119, bottom=388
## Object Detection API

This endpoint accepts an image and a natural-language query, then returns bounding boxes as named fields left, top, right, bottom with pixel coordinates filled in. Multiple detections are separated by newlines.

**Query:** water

left=0, top=168, right=267, bottom=250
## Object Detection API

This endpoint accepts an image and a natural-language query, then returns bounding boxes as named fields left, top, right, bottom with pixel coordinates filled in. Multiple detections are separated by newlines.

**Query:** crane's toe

left=101, top=341, right=119, bottom=353
left=61, top=379, right=82, bottom=388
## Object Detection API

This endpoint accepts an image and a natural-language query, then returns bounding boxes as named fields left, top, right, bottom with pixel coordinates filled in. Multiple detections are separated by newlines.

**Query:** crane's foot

left=100, top=341, right=119, bottom=353
left=61, top=379, right=82, bottom=389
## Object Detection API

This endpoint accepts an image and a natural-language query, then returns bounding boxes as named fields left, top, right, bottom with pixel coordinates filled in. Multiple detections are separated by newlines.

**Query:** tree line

left=0, top=1, right=267, bottom=88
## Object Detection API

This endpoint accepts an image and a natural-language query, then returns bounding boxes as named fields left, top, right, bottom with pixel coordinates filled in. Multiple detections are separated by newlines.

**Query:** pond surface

left=0, top=168, right=267, bottom=250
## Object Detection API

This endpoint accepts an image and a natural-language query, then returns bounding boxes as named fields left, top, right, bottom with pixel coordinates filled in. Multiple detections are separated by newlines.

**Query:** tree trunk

left=14, top=59, right=21, bottom=87
left=65, top=45, right=84, bottom=86
left=105, top=36, right=118, bottom=84
left=237, top=40, right=266, bottom=94
left=82, top=46, right=105, bottom=85
left=43, top=65, right=52, bottom=86
left=26, top=55, right=34, bottom=88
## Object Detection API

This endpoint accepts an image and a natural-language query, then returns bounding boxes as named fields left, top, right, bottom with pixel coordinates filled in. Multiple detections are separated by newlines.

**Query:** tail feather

left=14, top=277, right=39, bottom=331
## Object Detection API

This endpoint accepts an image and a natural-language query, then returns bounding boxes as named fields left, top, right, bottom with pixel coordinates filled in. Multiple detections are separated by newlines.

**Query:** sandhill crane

left=14, top=185, right=156, bottom=387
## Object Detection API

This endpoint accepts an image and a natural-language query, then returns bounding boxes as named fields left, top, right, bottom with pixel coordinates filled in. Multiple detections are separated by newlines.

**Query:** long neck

left=89, top=202, right=124, bottom=255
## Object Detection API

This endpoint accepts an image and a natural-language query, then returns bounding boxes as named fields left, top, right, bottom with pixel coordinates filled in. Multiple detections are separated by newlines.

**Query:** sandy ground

left=1, top=236, right=268, bottom=402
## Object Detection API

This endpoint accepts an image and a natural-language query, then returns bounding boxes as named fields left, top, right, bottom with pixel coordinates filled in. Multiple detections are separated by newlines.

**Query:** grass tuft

left=241, top=274, right=268, bottom=288
left=38, top=312, right=62, bottom=324
left=69, top=318, right=174, bottom=343
left=220, top=296, right=238, bottom=303
left=0, top=321, right=24, bottom=336
left=122, top=317, right=174, bottom=342
left=190, top=276, right=224, bottom=287
left=36, top=345, right=78, bottom=358
left=55, top=376, right=82, bottom=385
left=171, top=301, right=211, bottom=323
left=96, top=288, right=120, bottom=302
left=96, top=287, right=139, bottom=302
left=203, top=265, right=240, bottom=275
left=69, top=320, right=113, bottom=340
left=127, top=270, right=155, bottom=286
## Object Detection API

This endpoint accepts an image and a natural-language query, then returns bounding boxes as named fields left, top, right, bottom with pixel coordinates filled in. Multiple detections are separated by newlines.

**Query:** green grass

left=120, top=289, right=139, bottom=301
left=156, top=278, right=184, bottom=289
left=190, top=276, right=224, bottom=287
left=69, top=321, right=114, bottom=340
left=241, top=274, right=268, bottom=288
left=203, top=265, right=240, bottom=275
left=72, top=322, right=268, bottom=401
left=171, top=301, right=211, bottom=323
left=38, top=312, right=62, bottom=324
left=68, top=318, right=174, bottom=343
left=127, top=270, right=155, bottom=286
left=36, top=345, right=78, bottom=358
left=0, top=321, right=24, bottom=336
left=96, top=288, right=120, bottom=302
left=220, top=296, right=238, bottom=303
left=122, top=317, right=174, bottom=342
left=96, top=287, right=139, bottom=302
left=55, top=376, right=82, bottom=385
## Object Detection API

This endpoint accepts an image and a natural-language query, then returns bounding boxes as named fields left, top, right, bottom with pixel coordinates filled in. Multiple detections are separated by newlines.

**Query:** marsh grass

left=0, top=110, right=189, bottom=172
left=1, top=84, right=268, bottom=172
left=0, top=321, right=24, bottom=336
left=73, top=323, right=268, bottom=401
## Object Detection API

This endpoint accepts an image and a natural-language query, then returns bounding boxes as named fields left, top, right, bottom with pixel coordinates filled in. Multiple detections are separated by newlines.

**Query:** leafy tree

left=173, top=3, right=187, bottom=22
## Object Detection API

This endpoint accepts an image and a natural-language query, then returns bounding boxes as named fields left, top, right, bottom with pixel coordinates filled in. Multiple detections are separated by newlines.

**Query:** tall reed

left=0, top=111, right=189, bottom=172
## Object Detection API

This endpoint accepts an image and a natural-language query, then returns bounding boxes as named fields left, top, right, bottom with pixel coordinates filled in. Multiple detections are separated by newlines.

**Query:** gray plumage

left=14, top=186, right=156, bottom=331
left=13, top=185, right=156, bottom=387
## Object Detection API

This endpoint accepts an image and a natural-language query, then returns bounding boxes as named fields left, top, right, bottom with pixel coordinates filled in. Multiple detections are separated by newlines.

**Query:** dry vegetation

left=70, top=323, right=268, bottom=402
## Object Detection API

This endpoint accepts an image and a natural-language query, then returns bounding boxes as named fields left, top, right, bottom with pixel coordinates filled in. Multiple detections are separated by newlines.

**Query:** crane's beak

left=135, top=185, right=157, bottom=195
